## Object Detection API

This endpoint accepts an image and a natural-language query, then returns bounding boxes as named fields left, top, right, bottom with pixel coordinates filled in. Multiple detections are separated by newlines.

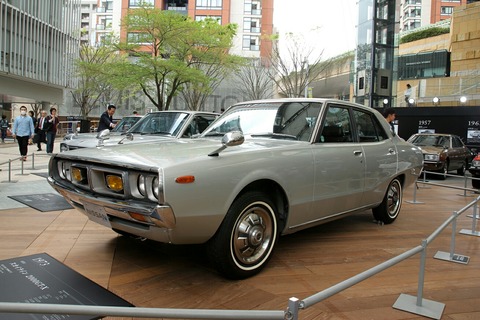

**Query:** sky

left=273, top=0, right=358, bottom=60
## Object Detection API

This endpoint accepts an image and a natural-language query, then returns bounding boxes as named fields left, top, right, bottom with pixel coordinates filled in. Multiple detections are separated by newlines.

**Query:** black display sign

left=0, top=253, right=133, bottom=319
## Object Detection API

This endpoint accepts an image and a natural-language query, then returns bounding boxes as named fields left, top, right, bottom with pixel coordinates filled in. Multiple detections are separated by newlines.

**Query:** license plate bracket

left=83, top=202, right=112, bottom=228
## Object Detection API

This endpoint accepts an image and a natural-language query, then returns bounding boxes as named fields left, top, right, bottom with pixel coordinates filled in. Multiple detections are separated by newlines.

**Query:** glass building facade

left=355, top=0, right=398, bottom=108
left=0, top=0, right=80, bottom=89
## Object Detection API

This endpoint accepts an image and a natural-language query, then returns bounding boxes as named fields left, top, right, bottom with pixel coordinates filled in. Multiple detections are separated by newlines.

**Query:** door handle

left=388, top=148, right=396, bottom=154
left=353, top=150, right=363, bottom=156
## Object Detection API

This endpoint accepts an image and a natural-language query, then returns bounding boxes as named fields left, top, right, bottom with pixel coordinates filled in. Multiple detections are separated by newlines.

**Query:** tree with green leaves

left=115, top=6, right=240, bottom=111
left=71, top=44, right=129, bottom=117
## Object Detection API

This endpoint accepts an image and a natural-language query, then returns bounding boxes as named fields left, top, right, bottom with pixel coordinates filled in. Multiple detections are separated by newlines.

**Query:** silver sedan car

left=60, top=111, right=218, bottom=151
left=48, top=99, right=423, bottom=279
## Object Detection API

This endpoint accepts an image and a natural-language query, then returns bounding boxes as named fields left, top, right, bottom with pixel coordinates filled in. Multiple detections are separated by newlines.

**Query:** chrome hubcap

left=387, top=182, right=401, bottom=216
left=232, top=203, right=274, bottom=266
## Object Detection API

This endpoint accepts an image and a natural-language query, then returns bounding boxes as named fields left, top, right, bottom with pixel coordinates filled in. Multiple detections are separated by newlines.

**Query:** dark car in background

left=408, top=133, right=472, bottom=179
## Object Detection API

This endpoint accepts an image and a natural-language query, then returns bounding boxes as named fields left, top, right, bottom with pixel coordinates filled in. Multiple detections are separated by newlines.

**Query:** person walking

left=11, top=106, right=35, bottom=161
left=35, top=110, right=48, bottom=151
left=0, top=115, right=9, bottom=143
left=97, top=104, right=117, bottom=132
left=404, top=84, right=413, bottom=107
left=44, top=107, right=59, bottom=154
left=383, top=107, right=396, bottom=133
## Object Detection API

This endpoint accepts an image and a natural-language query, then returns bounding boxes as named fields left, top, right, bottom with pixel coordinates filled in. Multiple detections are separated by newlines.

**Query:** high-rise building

left=82, top=0, right=275, bottom=112
left=0, top=1, right=81, bottom=116
left=400, top=0, right=465, bottom=32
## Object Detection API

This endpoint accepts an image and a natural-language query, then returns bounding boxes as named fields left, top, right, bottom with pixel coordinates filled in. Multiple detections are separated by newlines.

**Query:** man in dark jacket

left=97, top=104, right=117, bottom=132
left=45, top=107, right=59, bottom=154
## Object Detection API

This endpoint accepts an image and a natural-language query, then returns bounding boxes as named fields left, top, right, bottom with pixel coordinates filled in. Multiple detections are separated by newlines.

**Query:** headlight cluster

left=424, top=154, right=439, bottom=161
left=55, top=160, right=163, bottom=202
left=135, top=173, right=162, bottom=201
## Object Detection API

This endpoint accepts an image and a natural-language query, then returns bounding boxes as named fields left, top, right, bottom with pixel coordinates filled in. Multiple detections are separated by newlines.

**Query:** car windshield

left=111, top=116, right=141, bottom=133
left=201, top=102, right=323, bottom=142
left=127, top=112, right=189, bottom=136
left=410, top=135, right=449, bottom=148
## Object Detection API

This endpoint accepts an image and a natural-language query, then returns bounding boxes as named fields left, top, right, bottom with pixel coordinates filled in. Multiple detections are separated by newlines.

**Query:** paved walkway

left=0, top=138, right=60, bottom=210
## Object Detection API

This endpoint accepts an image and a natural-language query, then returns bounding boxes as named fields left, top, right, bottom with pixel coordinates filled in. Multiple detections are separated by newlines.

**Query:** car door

left=351, top=108, right=398, bottom=205
left=309, top=104, right=366, bottom=221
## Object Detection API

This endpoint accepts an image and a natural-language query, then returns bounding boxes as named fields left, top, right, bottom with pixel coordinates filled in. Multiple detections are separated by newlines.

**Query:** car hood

left=55, top=137, right=299, bottom=170
left=416, top=145, right=443, bottom=154
left=66, top=133, right=173, bottom=148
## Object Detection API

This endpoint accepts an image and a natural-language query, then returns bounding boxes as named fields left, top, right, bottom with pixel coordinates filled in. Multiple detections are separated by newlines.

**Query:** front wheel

left=372, top=178, right=403, bottom=224
left=441, top=161, right=449, bottom=180
left=207, top=191, right=279, bottom=279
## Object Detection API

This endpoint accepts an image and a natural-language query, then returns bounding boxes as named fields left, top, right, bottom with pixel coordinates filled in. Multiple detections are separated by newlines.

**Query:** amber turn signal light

left=175, top=175, right=195, bottom=184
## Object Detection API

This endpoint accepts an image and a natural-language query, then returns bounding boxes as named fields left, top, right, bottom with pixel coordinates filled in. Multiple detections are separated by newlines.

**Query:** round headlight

left=138, top=175, right=146, bottom=196
left=152, top=176, right=159, bottom=198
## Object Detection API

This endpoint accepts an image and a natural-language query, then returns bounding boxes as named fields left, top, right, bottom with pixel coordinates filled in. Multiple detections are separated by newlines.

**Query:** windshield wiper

left=203, top=132, right=227, bottom=137
left=251, top=133, right=298, bottom=140
left=141, top=131, right=172, bottom=135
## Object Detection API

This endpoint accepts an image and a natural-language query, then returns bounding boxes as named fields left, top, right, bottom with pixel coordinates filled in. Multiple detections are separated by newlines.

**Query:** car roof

left=146, top=110, right=219, bottom=115
left=414, top=133, right=456, bottom=137
left=231, top=98, right=371, bottom=110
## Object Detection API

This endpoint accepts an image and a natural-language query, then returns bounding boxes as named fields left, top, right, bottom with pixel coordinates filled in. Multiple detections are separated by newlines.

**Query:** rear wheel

left=207, top=191, right=278, bottom=279
left=372, top=178, right=403, bottom=224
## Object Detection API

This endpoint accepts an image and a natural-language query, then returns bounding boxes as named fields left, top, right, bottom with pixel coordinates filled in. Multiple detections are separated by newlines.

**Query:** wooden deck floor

left=1, top=179, right=480, bottom=320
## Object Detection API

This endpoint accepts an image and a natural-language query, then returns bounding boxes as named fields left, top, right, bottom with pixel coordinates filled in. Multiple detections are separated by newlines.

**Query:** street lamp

left=433, top=97, right=440, bottom=105
left=460, top=96, right=467, bottom=104
left=408, top=98, right=415, bottom=107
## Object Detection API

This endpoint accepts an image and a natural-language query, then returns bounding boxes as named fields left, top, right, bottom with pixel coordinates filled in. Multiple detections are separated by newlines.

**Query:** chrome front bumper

left=48, top=177, right=176, bottom=243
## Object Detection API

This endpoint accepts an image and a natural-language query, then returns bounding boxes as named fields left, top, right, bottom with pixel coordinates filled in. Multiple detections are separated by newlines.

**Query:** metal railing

left=0, top=153, right=39, bottom=182
left=0, top=175, right=479, bottom=319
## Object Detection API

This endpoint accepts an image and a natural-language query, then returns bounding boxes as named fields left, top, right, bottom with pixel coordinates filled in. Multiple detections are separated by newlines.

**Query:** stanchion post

left=20, top=157, right=24, bottom=175
left=406, top=180, right=424, bottom=204
left=463, top=174, right=467, bottom=197
left=435, top=211, right=470, bottom=264
left=460, top=201, right=480, bottom=237
left=416, top=239, right=427, bottom=307
left=285, top=297, right=299, bottom=320
left=8, top=159, right=12, bottom=182
left=449, top=214, right=457, bottom=259
left=31, top=153, right=35, bottom=170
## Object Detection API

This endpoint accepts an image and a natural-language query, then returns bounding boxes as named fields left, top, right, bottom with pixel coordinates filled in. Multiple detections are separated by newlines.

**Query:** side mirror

left=118, top=132, right=134, bottom=144
left=208, top=131, right=244, bottom=157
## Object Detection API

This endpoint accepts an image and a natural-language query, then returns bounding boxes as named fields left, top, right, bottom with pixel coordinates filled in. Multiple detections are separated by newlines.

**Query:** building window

left=196, top=0, right=222, bottom=9
left=242, top=35, right=260, bottom=51
left=127, top=32, right=151, bottom=45
left=243, top=17, right=260, bottom=33
left=441, top=6, right=454, bottom=14
left=398, top=50, right=450, bottom=80
left=244, top=0, right=261, bottom=15
left=195, top=15, right=222, bottom=24
left=129, top=0, right=154, bottom=7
